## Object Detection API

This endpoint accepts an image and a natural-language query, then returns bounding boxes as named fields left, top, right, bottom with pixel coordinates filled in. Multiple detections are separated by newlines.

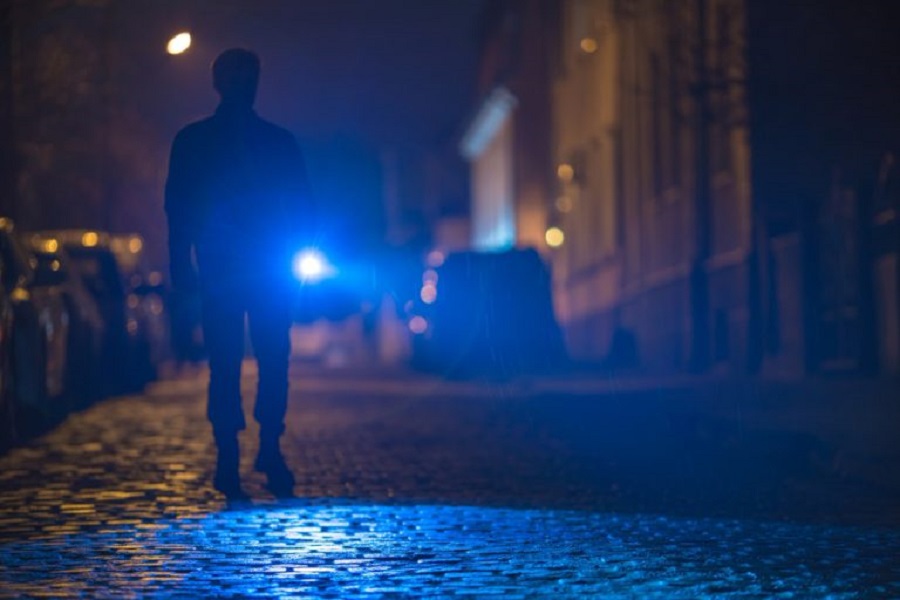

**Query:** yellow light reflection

left=82, top=232, right=99, bottom=247
left=545, top=227, right=565, bottom=248
left=557, top=164, right=574, bottom=183
left=167, top=32, right=192, bottom=55
left=128, top=237, right=143, bottom=253
left=580, top=37, right=598, bottom=53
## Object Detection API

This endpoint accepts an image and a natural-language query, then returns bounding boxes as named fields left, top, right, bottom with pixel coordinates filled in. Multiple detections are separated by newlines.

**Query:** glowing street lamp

left=167, top=32, right=192, bottom=55
left=545, top=226, right=565, bottom=248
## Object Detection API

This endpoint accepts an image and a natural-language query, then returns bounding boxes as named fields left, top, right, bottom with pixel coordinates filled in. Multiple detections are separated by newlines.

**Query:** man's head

left=212, top=48, right=260, bottom=109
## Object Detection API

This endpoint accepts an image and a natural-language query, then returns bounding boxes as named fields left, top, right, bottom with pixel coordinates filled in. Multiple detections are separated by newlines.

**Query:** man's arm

left=164, top=131, right=199, bottom=293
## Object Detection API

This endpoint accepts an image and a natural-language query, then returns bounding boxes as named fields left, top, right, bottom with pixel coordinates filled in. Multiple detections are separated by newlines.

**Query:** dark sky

left=116, top=0, right=485, bottom=250
left=127, top=0, right=485, bottom=145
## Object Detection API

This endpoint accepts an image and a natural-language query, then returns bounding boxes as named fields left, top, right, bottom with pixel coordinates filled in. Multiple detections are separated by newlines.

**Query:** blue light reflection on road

left=2, top=503, right=898, bottom=598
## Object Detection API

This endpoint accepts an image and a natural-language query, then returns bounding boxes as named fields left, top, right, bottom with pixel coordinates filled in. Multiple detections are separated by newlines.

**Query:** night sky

left=115, top=0, right=485, bottom=252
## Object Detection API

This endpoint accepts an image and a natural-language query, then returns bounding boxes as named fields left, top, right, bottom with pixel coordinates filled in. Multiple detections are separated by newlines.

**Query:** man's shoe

left=213, top=466, right=248, bottom=500
left=214, top=435, right=247, bottom=500
left=255, top=441, right=294, bottom=497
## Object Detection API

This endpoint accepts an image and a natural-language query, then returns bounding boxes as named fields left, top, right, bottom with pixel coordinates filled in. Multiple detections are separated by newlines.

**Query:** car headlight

left=292, top=249, right=335, bottom=284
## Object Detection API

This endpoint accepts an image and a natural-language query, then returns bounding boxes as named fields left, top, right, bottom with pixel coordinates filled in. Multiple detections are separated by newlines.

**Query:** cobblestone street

left=1, top=363, right=899, bottom=597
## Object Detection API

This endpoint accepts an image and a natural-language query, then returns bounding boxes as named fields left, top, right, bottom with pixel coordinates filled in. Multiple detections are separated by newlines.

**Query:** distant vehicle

left=406, top=248, right=568, bottom=378
left=111, top=233, right=171, bottom=370
left=0, top=219, right=71, bottom=426
left=27, top=236, right=107, bottom=403
left=287, top=247, right=372, bottom=365
left=290, top=247, right=367, bottom=324
left=35, top=230, right=156, bottom=392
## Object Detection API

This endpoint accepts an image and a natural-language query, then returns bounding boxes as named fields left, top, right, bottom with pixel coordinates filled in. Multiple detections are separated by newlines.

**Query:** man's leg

left=247, top=294, right=294, bottom=496
left=202, top=294, right=248, bottom=498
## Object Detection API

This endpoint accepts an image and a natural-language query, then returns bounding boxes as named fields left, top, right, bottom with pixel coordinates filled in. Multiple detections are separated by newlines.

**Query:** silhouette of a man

left=165, top=48, right=314, bottom=498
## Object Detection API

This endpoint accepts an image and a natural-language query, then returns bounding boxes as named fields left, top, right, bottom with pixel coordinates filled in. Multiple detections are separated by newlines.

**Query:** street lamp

left=545, top=227, right=565, bottom=248
left=166, top=32, right=192, bottom=55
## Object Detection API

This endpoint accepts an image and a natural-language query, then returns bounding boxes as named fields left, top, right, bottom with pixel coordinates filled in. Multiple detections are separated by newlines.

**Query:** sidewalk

left=529, top=371, right=900, bottom=494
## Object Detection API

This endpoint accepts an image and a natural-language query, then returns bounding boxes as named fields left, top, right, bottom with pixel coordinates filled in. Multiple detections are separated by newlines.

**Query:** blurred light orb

left=148, top=271, right=163, bottom=286
left=422, top=269, right=439, bottom=285
left=409, top=316, right=428, bottom=334
left=426, top=249, right=445, bottom=268
left=167, top=32, right=192, bottom=55
left=82, top=231, right=99, bottom=247
left=128, top=237, right=143, bottom=253
left=555, top=196, right=573, bottom=213
left=580, top=37, right=598, bottom=53
left=557, top=163, right=574, bottom=183
left=420, top=283, right=437, bottom=304
left=545, top=227, right=565, bottom=248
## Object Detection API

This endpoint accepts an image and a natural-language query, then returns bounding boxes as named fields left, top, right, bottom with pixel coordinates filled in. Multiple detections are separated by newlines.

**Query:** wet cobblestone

left=1, top=370, right=899, bottom=597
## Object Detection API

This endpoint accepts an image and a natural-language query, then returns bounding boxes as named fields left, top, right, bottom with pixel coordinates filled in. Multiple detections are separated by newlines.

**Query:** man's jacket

left=165, top=105, right=314, bottom=292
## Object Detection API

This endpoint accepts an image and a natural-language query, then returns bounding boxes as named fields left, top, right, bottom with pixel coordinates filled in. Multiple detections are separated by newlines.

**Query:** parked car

left=36, top=230, right=154, bottom=393
left=110, top=233, right=170, bottom=377
left=0, top=219, right=71, bottom=427
left=406, top=248, right=568, bottom=378
left=128, top=270, right=171, bottom=370
left=0, top=275, right=17, bottom=448
left=27, top=235, right=107, bottom=404
left=290, top=247, right=368, bottom=324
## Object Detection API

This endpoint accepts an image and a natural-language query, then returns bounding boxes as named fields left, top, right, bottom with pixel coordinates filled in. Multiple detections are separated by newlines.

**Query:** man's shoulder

left=173, top=116, right=217, bottom=144
left=254, top=116, right=297, bottom=146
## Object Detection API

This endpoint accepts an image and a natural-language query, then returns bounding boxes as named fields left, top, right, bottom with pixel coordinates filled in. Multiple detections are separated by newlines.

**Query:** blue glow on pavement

left=1, top=503, right=898, bottom=598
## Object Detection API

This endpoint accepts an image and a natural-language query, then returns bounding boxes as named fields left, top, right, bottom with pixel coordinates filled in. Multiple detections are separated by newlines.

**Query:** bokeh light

left=545, top=227, right=565, bottom=248
left=167, top=32, right=192, bottom=55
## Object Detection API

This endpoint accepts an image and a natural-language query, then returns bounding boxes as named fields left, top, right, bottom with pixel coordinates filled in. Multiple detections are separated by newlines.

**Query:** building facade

left=460, top=0, right=557, bottom=253
left=553, top=0, right=756, bottom=372
left=462, top=0, right=760, bottom=373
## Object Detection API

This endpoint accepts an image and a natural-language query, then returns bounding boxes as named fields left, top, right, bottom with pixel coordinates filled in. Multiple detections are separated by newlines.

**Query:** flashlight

left=292, top=249, right=334, bottom=283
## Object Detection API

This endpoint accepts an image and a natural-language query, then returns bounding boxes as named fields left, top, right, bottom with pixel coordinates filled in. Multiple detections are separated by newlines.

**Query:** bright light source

left=420, top=283, right=437, bottom=304
left=82, top=231, right=99, bottom=247
left=545, top=227, right=565, bottom=248
left=557, top=163, right=574, bottom=183
left=292, top=249, right=334, bottom=283
left=409, top=316, right=428, bottom=335
left=167, top=32, right=192, bottom=55
left=128, top=237, right=143, bottom=253
left=580, top=37, right=598, bottom=53
left=42, top=239, right=59, bottom=253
